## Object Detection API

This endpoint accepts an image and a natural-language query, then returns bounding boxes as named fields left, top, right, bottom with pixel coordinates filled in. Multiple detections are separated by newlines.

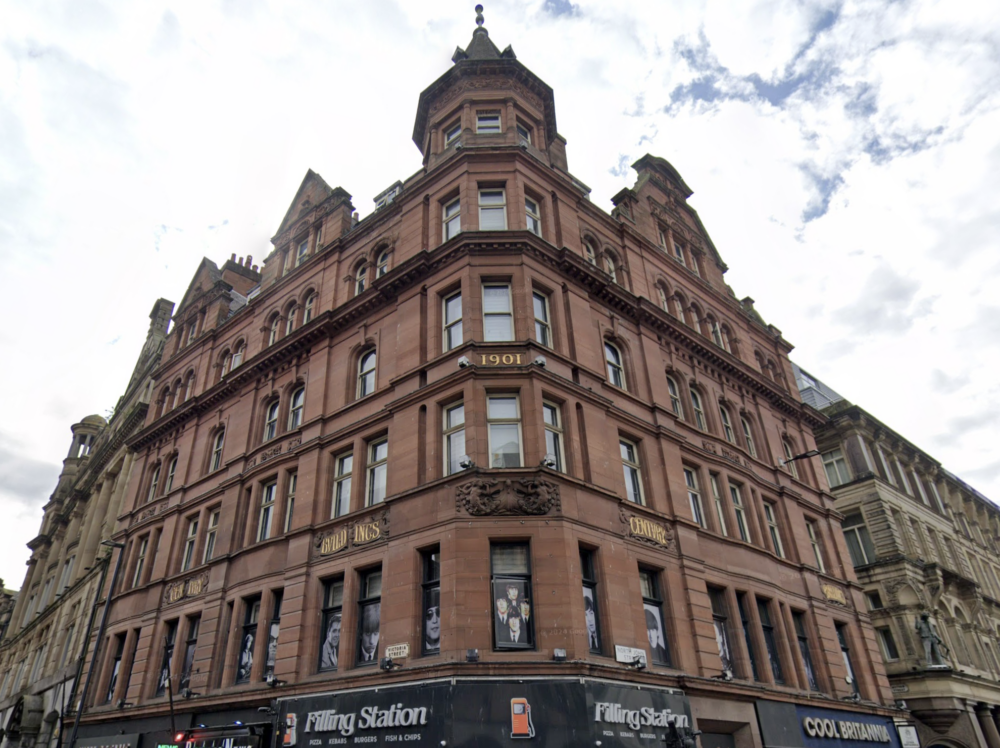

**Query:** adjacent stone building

left=796, top=363, right=1000, bottom=748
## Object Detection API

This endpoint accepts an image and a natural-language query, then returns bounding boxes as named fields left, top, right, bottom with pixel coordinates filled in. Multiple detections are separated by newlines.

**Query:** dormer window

left=658, top=229, right=667, bottom=249
left=444, top=122, right=461, bottom=146
left=516, top=122, right=531, bottom=145
left=476, top=112, right=501, bottom=134
left=673, top=243, right=686, bottom=266
left=295, top=239, right=308, bottom=267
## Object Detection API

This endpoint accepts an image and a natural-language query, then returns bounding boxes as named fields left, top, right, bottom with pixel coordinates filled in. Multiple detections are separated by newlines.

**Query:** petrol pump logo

left=510, top=698, right=535, bottom=739
left=283, top=714, right=297, bottom=747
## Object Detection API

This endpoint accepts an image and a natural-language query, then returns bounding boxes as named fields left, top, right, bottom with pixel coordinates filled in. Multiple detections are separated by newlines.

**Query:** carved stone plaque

left=455, top=477, right=560, bottom=516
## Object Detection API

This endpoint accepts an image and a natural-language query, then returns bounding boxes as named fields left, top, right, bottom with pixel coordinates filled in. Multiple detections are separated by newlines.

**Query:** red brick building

left=68, top=13, right=904, bottom=748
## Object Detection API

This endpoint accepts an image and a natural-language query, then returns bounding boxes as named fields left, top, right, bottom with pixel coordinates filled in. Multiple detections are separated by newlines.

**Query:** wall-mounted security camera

left=541, top=454, right=557, bottom=468
left=533, top=356, right=547, bottom=367
left=459, top=455, right=475, bottom=469
left=457, top=356, right=472, bottom=368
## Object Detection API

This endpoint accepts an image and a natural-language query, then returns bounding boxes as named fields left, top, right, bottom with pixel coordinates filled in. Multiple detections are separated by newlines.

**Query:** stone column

left=9, top=558, right=39, bottom=631
left=976, top=704, right=1000, bottom=748
left=78, top=477, right=116, bottom=572
left=109, top=453, right=136, bottom=530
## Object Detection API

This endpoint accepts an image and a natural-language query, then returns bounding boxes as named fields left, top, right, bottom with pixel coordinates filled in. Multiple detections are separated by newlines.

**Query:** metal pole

left=66, top=541, right=125, bottom=748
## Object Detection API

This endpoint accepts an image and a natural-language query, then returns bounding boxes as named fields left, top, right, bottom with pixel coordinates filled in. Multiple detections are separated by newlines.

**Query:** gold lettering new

left=167, top=585, right=184, bottom=603
left=320, top=529, right=349, bottom=556
left=353, top=522, right=381, bottom=545
left=186, top=577, right=204, bottom=596
left=629, top=516, right=668, bottom=546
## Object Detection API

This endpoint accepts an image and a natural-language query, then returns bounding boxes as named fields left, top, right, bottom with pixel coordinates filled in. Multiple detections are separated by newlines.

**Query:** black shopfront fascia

left=278, top=677, right=691, bottom=748
left=755, top=700, right=903, bottom=748
left=73, top=708, right=271, bottom=748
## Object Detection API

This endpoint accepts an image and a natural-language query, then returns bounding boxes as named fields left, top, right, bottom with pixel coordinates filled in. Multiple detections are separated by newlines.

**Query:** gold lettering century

left=629, top=517, right=668, bottom=546
left=802, top=718, right=891, bottom=743
left=479, top=354, right=523, bottom=365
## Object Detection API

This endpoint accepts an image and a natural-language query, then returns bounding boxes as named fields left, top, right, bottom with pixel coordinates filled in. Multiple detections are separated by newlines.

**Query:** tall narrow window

left=231, top=343, right=244, bottom=369
left=605, top=342, right=625, bottom=389
left=763, top=502, right=785, bottom=557
left=332, top=452, right=353, bottom=517
left=264, top=593, right=282, bottom=680
left=147, top=465, right=160, bottom=503
left=59, top=555, right=76, bottom=592
left=532, top=291, right=551, bottom=347
left=164, top=457, right=177, bottom=493
left=710, top=474, right=728, bottom=536
left=793, top=612, right=820, bottom=690
left=719, top=406, right=735, bottom=443
left=640, top=569, right=670, bottom=665
left=377, top=251, right=389, bottom=278
left=488, top=396, right=522, bottom=468
left=584, top=240, right=597, bottom=265
left=782, top=439, right=799, bottom=479
left=155, top=622, right=177, bottom=696
left=284, top=473, right=297, bottom=533
left=836, top=623, right=859, bottom=694
left=367, top=439, right=388, bottom=505
left=444, top=402, right=466, bottom=476
left=319, top=579, right=344, bottom=671
left=620, top=439, right=644, bottom=505
left=842, top=513, right=876, bottom=567
left=106, top=634, right=125, bottom=702
left=443, top=292, right=462, bottom=350
left=673, top=242, right=686, bottom=266
left=295, top=239, right=308, bottom=267
left=483, top=284, right=513, bottom=341
left=257, top=482, right=277, bottom=542
left=357, top=350, right=376, bottom=398
left=288, top=387, right=305, bottom=429
left=709, top=588, right=733, bottom=673
left=658, top=285, right=669, bottom=311
left=806, top=521, right=826, bottom=571
left=443, top=198, right=461, bottom=241
left=737, top=593, right=760, bottom=680
left=604, top=255, right=618, bottom=283
left=543, top=402, right=564, bottom=472
left=741, top=417, right=757, bottom=458
left=822, top=448, right=851, bottom=487
left=132, top=536, right=148, bottom=588
left=357, top=569, right=382, bottom=664
left=690, top=388, right=706, bottom=430
left=525, top=197, right=541, bottom=235
left=303, top=294, right=316, bottom=323
left=581, top=549, right=602, bottom=653
left=876, top=626, right=899, bottom=661
left=285, top=306, right=297, bottom=335
left=422, top=550, right=441, bottom=655
left=355, top=264, right=367, bottom=295
left=516, top=121, right=532, bottom=145
left=268, top=316, right=280, bottom=346
left=263, top=401, right=279, bottom=441
left=479, top=189, right=507, bottom=230
left=236, top=600, right=259, bottom=683
left=180, top=616, right=200, bottom=693
left=685, top=468, right=705, bottom=527
left=757, top=599, right=784, bottom=683
left=203, top=510, right=220, bottom=562
left=666, top=375, right=682, bottom=417
left=181, top=517, right=199, bottom=571
left=711, top=320, right=724, bottom=347
left=491, top=544, right=534, bottom=650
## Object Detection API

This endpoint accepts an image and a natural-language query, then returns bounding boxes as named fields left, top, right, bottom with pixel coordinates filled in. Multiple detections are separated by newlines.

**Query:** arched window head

left=710, top=318, right=724, bottom=348
left=171, top=380, right=183, bottom=409
left=263, top=400, right=280, bottom=441
left=220, top=350, right=232, bottom=380
left=376, top=250, right=389, bottom=278
left=355, top=264, right=368, bottom=296
left=584, top=239, right=597, bottom=266
left=690, top=388, right=706, bottom=430
left=782, top=438, right=799, bottom=479
left=358, top=350, right=376, bottom=398
left=184, top=373, right=195, bottom=402
left=164, top=456, right=178, bottom=493
left=303, top=294, right=316, bottom=324
left=666, top=375, right=682, bottom=417
left=231, top=342, right=245, bottom=369
left=719, top=405, right=735, bottom=443
left=285, top=305, right=297, bottom=335
left=147, top=464, right=161, bottom=503
left=268, top=316, right=280, bottom=346
left=741, top=416, right=757, bottom=458
left=657, top=286, right=669, bottom=312
left=211, top=430, right=225, bottom=472
left=604, top=255, right=618, bottom=283
left=720, top=325, right=734, bottom=354
left=675, top=296, right=691, bottom=326
left=605, top=342, right=625, bottom=390
left=288, top=386, right=305, bottom=430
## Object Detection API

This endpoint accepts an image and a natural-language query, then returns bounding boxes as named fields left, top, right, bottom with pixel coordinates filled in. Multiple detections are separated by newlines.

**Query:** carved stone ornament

left=313, top=509, right=390, bottom=558
left=822, top=584, right=847, bottom=605
left=619, top=506, right=675, bottom=550
left=429, top=76, right=544, bottom=115
left=455, top=477, right=560, bottom=516
left=163, top=572, right=209, bottom=605
left=132, top=501, right=168, bottom=526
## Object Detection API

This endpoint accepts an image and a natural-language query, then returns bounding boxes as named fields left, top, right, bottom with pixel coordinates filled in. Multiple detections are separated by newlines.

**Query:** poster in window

left=583, top=586, right=601, bottom=652
left=237, top=631, right=255, bottom=681
left=319, top=612, right=341, bottom=670
left=357, top=602, right=381, bottom=663
left=493, top=580, right=533, bottom=648
left=265, top=622, right=279, bottom=676
left=423, top=587, right=441, bottom=654
left=644, top=603, right=668, bottom=663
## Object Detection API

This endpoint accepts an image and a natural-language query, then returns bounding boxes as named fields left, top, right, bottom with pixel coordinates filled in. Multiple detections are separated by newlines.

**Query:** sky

left=2, top=0, right=999, bottom=590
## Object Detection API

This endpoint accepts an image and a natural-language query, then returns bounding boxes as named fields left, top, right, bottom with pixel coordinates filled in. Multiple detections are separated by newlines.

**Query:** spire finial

left=475, top=4, right=485, bottom=27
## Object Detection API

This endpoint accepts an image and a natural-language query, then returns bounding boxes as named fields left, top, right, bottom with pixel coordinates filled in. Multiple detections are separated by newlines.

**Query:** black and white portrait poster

left=493, top=579, right=533, bottom=648
left=423, top=586, right=440, bottom=654
left=644, top=603, right=668, bottom=663
left=583, top=586, right=601, bottom=652
left=319, top=612, right=341, bottom=670
left=357, top=602, right=380, bottom=663
left=237, top=631, right=255, bottom=681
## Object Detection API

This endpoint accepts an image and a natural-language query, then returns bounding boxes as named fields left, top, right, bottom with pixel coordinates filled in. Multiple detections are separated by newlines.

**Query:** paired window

left=685, top=468, right=705, bottom=527
left=491, top=544, right=534, bottom=649
left=476, top=111, right=501, bottom=133
left=710, top=474, right=728, bottom=536
left=581, top=549, right=602, bottom=653
left=444, top=402, right=466, bottom=476
left=147, top=464, right=161, bottom=503
left=806, top=520, right=826, bottom=571
left=355, top=264, right=367, bottom=295
left=264, top=594, right=282, bottom=681
left=763, top=502, right=785, bottom=558
left=295, top=239, right=309, bottom=267
left=257, top=482, right=277, bottom=542
left=479, top=189, right=507, bottom=230
left=203, top=509, right=220, bottom=562
left=181, top=517, right=199, bottom=571
left=842, top=513, right=876, bottom=567
left=488, top=395, right=522, bottom=468
left=782, top=439, right=799, bottom=479
left=357, top=570, right=382, bottom=664
left=367, top=439, right=389, bottom=506
left=532, top=291, right=551, bottom=347
left=156, top=622, right=177, bottom=696
left=376, top=251, right=389, bottom=278
left=443, top=198, right=461, bottom=241
left=719, top=406, right=735, bottom=443
left=711, top=319, right=724, bottom=348
left=604, top=255, right=618, bottom=283
left=822, top=448, right=851, bottom=487
left=741, top=417, right=757, bottom=458
left=236, top=599, right=260, bottom=683
left=836, top=623, right=860, bottom=694
left=319, top=578, right=344, bottom=670
left=180, top=615, right=200, bottom=692
left=543, top=402, right=564, bottom=471
left=443, top=292, right=463, bottom=350
left=757, top=598, right=784, bottom=683
left=132, top=536, right=149, bottom=588
left=268, top=316, right=280, bottom=346
left=357, top=350, right=377, bottom=398
left=708, top=588, right=733, bottom=674
left=303, top=294, right=316, bottom=324
left=737, top=594, right=758, bottom=679
left=605, top=342, right=625, bottom=389
left=666, top=375, right=682, bottom=417
left=483, top=284, right=514, bottom=341
left=332, top=453, right=353, bottom=517
left=525, top=197, right=541, bottom=235
left=285, top=305, right=297, bottom=335
left=793, top=612, right=820, bottom=690
left=690, top=388, right=706, bottom=430
left=288, top=387, right=305, bottom=430
left=422, top=550, right=441, bottom=655
left=640, top=569, right=670, bottom=665
left=584, top=240, right=597, bottom=266
left=263, top=401, right=279, bottom=441
left=106, top=634, right=125, bottom=702
left=620, top=439, right=644, bottom=505
left=164, top=456, right=177, bottom=494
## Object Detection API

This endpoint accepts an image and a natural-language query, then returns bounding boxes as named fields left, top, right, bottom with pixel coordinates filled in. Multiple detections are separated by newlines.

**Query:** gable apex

left=274, top=169, right=351, bottom=239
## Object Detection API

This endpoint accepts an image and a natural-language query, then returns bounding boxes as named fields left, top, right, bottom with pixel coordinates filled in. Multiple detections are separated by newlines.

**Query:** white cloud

left=2, top=0, right=1000, bottom=587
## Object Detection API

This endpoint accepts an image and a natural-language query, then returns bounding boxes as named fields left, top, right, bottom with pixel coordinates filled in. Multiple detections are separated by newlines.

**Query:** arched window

left=604, top=254, right=618, bottom=283
left=303, top=294, right=316, bottom=324
left=231, top=341, right=245, bottom=369
left=657, top=285, right=669, bottom=313
left=147, top=464, right=161, bottom=503
left=210, top=430, right=225, bottom=472
left=675, top=294, right=691, bottom=326
left=666, top=375, right=682, bottom=417
left=782, top=438, right=799, bottom=479
left=159, top=387, right=171, bottom=417
left=741, top=416, right=757, bottom=458
left=171, top=379, right=183, bottom=410
left=690, top=303, right=706, bottom=336
left=605, top=342, right=625, bottom=389
left=709, top=317, right=724, bottom=348
left=376, top=250, right=390, bottom=278
left=719, top=405, right=735, bottom=443
left=720, top=325, right=734, bottom=354
left=268, top=315, right=280, bottom=346
left=288, top=386, right=305, bottom=429
left=355, top=264, right=367, bottom=296
left=219, top=350, right=232, bottom=380
left=285, top=305, right=297, bottom=335
left=263, top=400, right=280, bottom=441
left=584, top=239, right=597, bottom=266
left=690, top=388, right=706, bottom=430
left=164, top=456, right=178, bottom=493
left=358, top=350, right=376, bottom=398
left=184, top=372, right=195, bottom=402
